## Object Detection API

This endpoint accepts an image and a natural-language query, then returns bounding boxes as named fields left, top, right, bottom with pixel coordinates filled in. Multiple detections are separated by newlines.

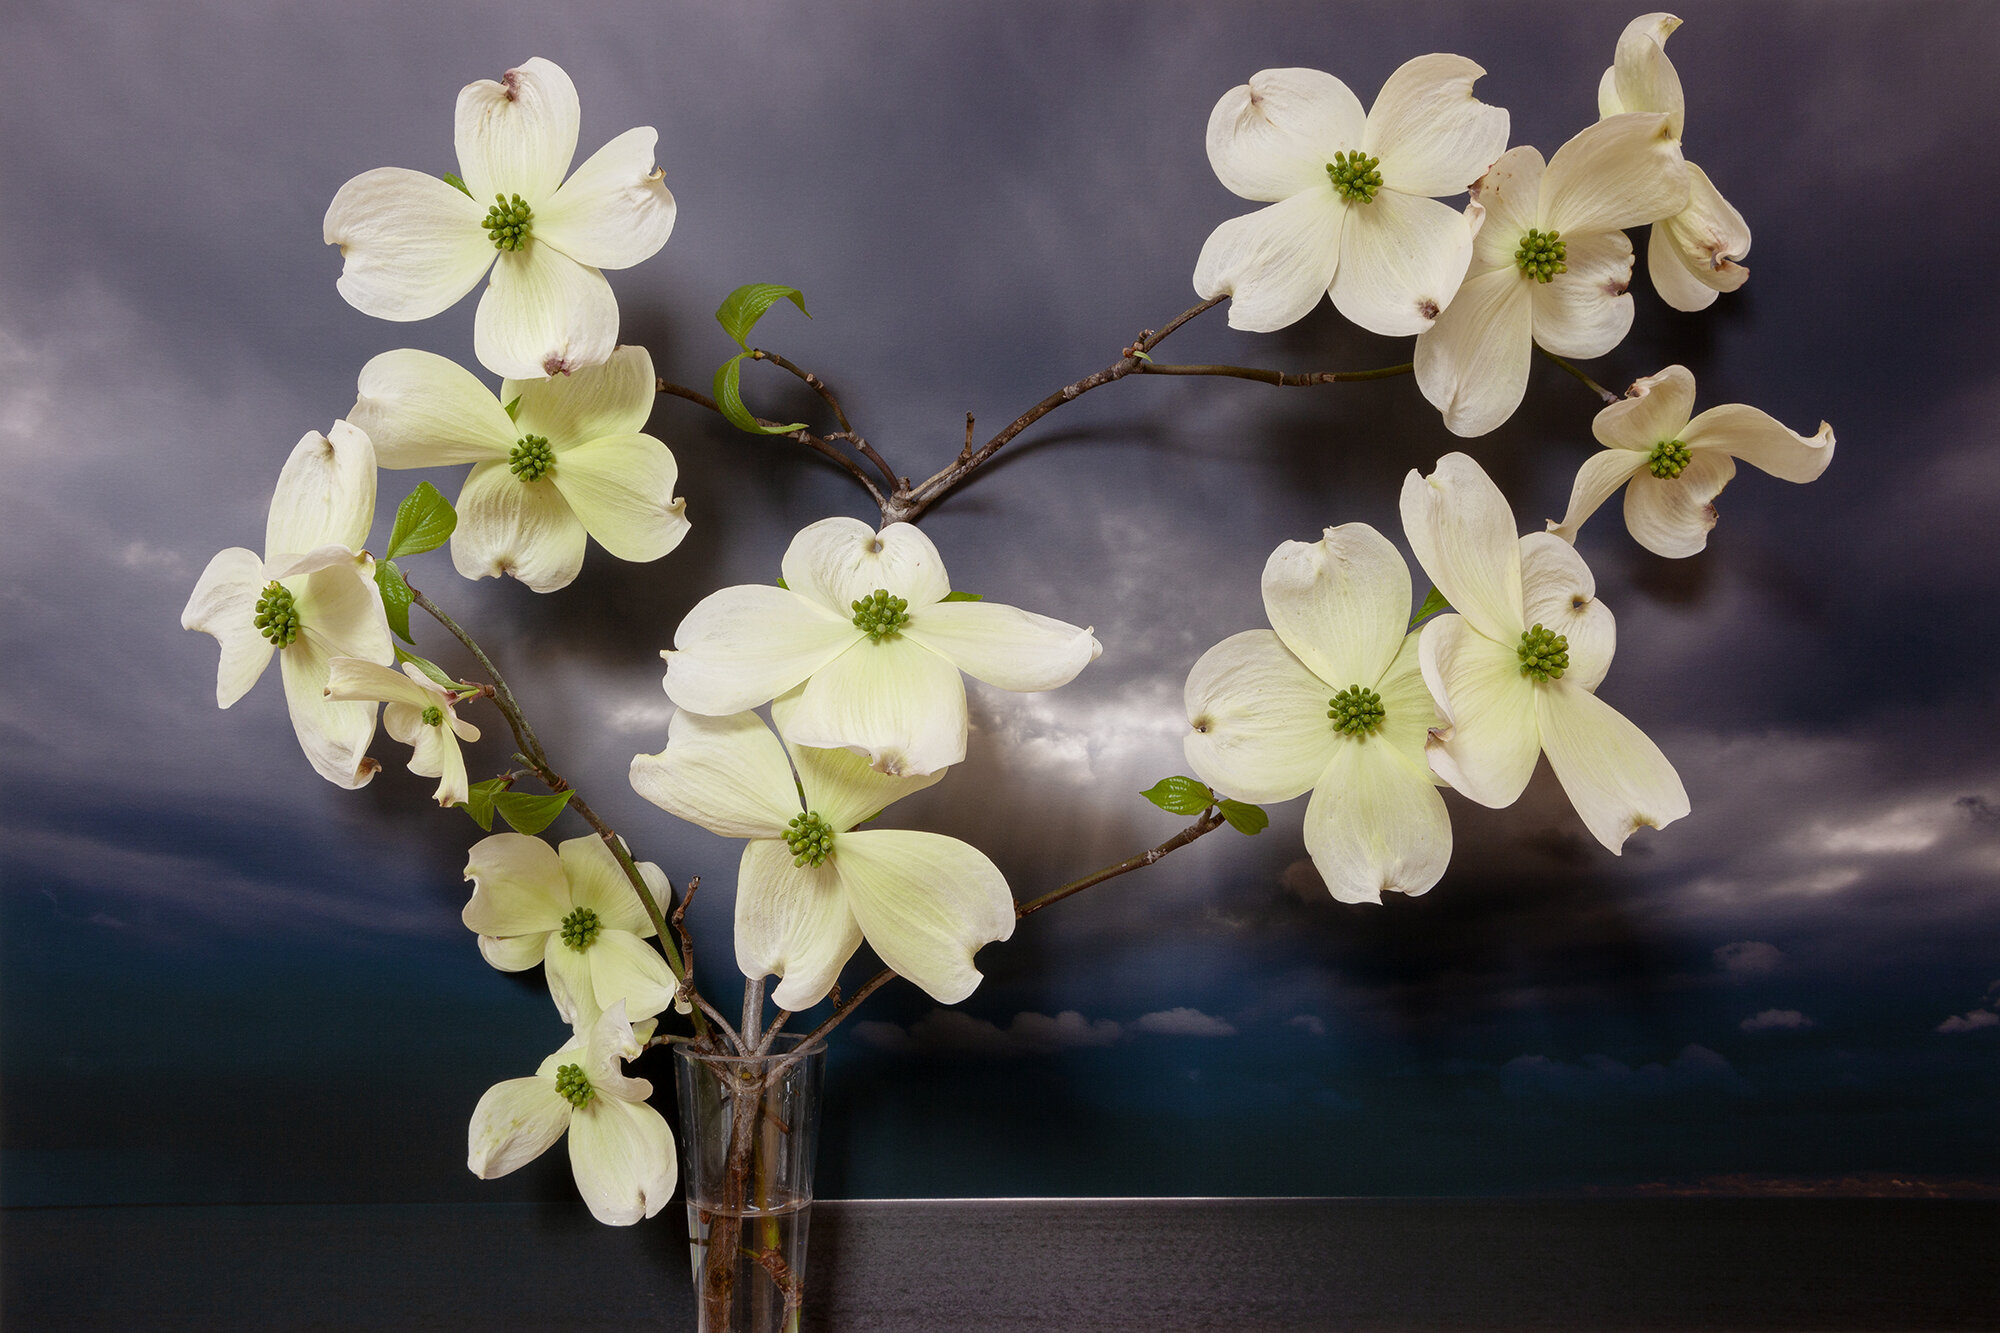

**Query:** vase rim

left=678, top=1032, right=827, bottom=1064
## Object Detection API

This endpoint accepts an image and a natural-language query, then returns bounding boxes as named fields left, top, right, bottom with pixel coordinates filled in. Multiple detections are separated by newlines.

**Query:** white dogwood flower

left=1414, top=115, right=1688, bottom=437
left=630, top=695, right=1015, bottom=1010
left=322, top=659, right=481, bottom=807
left=467, top=1001, right=676, bottom=1227
left=1549, top=364, right=1836, bottom=557
left=348, top=346, right=687, bottom=592
left=324, top=57, right=676, bottom=379
left=1184, top=524, right=1450, bottom=904
left=1400, top=453, right=1688, bottom=852
left=1598, top=13, right=1751, bottom=312
left=661, top=518, right=1100, bottom=776
left=462, top=833, right=681, bottom=1028
left=182, top=423, right=392, bottom=788
left=1194, top=55, right=1509, bottom=335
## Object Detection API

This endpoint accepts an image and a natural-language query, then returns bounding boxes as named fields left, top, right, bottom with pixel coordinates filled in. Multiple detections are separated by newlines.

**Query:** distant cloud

left=1501, top=1045, right=1744, bottom=1101
left=1741, top=1009, right=1814, bottom=1032
left=852, top=1008, right=1122, bottom=1057
left=1288, top=1014, right=1326, bottom=1037
left=1935, top=1009, right=1999, bottom=1034
left=1714, top=941, right=1785, bottom=976
left=1134, top=1007, right=1237, bottom=1038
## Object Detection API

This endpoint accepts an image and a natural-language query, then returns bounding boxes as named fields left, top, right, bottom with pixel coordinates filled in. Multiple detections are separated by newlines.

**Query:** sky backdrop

left=3, top=0, right=1997, bottom=1213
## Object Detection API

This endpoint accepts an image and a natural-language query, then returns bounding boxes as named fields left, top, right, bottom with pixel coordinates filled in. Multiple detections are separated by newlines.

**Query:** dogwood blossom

left=1549, top=364, right=1835, bottom=556
left=630, top=694, right=1015, bottom=1010
left=324, top=57, right=676, bottom=379
left=347, top=346, right=687, bottom=592
left=1598, top=13, right=1751, bottom=312
left=462, top=833, right=681, bottom=1027
left=1184, top=525, right=1449, bottom=903
left=661, top=518, right=1100, bottom=776
left=1414, top=115, right=1688, bottom=437
left=182, top=423, right=392, bottom=788
left=1194, top=56, right=1509, bottom=335
left=1401, top=453, right=1688, bottom=852
left=322, top=659, right=481, bottom=807
left=467, top=1001, right=675, bottom=1227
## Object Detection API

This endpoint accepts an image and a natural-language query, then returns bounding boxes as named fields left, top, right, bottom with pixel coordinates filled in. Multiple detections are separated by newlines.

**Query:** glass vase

left=674, top=1035, right=827, bottom=1333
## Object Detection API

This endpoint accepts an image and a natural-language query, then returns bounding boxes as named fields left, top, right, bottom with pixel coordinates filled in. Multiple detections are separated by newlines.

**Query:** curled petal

left=630, top=708, right=800, bottom=840
left=548, top=434, right=688, bottom=563
left=568, top=1094, right=676, bottom=1226
left=277, top=632, right=380, bottom=789
left=1593, top=364, right=1697, bottom=453
left=1651, top=163, right=1751, bottom=311
left=351, top=349, right=515, bottom=468
left=474, top=245, right=617, bottom=380
left=454, top=57, right=579, bottom=204
left=506, top=344, right=657, bottom=446
left=323, top=168, right=492, bottom=321
left=1193, top=189, right=1345, bottom=333
left=1547, top=448, right=1646, bottom=546
left=325, top=657, right=435, bottom=711
left=1330, top=189, right=1474, bottom=336
left=1184, top=629, right=1341, bottom=805
left=467, top=1076, right=571, bottom=1179
left=183, top=548, right=274, bottom=708
left=1261, top=522, right=1410, bottom=692
left=782, top=637, right=968, bottom=777
left=265, top=423, right=377, bottom=561
left=1530, top=227, right=1636, bottom=360
left=1364, top=54, right=1510, bottom=198
left=1622, top=450, right=1736, bottom=557
left=735, top=840, right=864, bottom=1012
left=1418, top=614, right=1540, bottom=809
left=558, top=835, right=658, bottom=938
left=383, top=699, right=467, bottom=806
left=1606, top=14, right=1686, bottom=136
left=1303, top=737, right=1452, bottom=904
left=1518, top=533, right=1616, bottom=691
left=450, top=461, right=588, bottom=593
left=537, top=127, right=677, bottom=270
left=1413, top=266, right=1533, bottom=438
left=781, top=518, right=951, bottom=615
left=477, top=932, right=547, bottom=972
left=1535, top=682, right=1689, bottom=853
left=463, top=832, right=571, bottom=938
left=902, top=600, right=1099, bottom=692
left=1399, top=452, right=1524, bottom=644
left=662, top=585, right=858, bottom=716
left=834, top=829, right=1015, bottom=1006
left=1684, top=404, right=1835, bottom=484
left=1206, top=68, right=1366, bottom=202
left=1541, top=113, right=1687, bottom=237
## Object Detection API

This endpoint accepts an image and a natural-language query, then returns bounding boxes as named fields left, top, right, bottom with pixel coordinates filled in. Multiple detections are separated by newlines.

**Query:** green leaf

left=463, top=778, right=510, bottom=831
left=1217, top=799, right=1269, bottom=836
left=442, top=171, right=472, bottom=198
left=1131, top=349, right=1152, bottom=363
left=375, top=558, right=415, bottom=644
left=940, top=590, right=984, bottom=602
left=715, top=284, right=811, bottom=352
left=394, top=646, right=456, bottom=689
left=1410, top=586, right=1451, bottom=630
left=495, top=789, right=573, bottom=836
left=1141, top=775, right=1214, bottom=816
left=713, top=354, right=806, bottom=436
left=386, top=482, right=457, bottom=559
left=775, top=575, right=789, bottom=590
left=502, top=395, right=522, bottom=423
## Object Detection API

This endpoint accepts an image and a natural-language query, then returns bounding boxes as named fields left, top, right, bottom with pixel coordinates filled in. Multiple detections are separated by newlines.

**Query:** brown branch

left=656, top=376, right=888, bottom=509
left=752, top=349, right=853, bottom=434
left=1135, top=361, right=1413, bottom=386
left=1015, top=808, right=1229, bottom=919
left=1536, top=345, right=1620, bottom=404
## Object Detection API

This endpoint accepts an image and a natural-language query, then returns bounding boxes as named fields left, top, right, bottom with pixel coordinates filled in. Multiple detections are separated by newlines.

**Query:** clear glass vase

left=674, top=1035, right=827, bottom=1333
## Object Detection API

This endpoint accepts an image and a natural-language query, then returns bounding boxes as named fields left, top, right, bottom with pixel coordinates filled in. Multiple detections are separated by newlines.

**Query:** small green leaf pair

left=712, top=284, right=812, bottom=436
left=1140, top=776, right=1268, bottom=836
left=374, top=482, right=459, bottom=643
left=463, top=779, right=573, bottom=835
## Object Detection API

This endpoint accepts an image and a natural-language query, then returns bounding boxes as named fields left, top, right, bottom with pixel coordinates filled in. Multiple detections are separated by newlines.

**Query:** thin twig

left=1015, top=808, right=1229, bottom=919
left=753, top=349, right=853, bottom=434
left=656, top=377, right=889, bottom=507
left=1537, top=345, right=1620, bottom=404
left=1136, top=361, right=1413, bottom=386
left=741, top=976, right=767, bottom=1051
left=755, top=1009, right=793, bottom=1056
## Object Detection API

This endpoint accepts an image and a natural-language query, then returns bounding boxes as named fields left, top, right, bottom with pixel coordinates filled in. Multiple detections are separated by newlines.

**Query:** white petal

left=1651, top=162, right=1751, bottom=311
left=324, top=656, right=436, bottom=710
left=789, top=736, right=945, bottom=835
left=1592, top=364, right=1696, bottom=453
left=1183, top=629, right=1340, bottom=805
left=183, top=548, right=274, bottom=708
left=1647, top=219, right=1721, bottom=312
left=834, top=829, right=1015, bottom=1006
left=1529, top=227, right=1636, bottom=359
left=629, top=708, right=800, bottom=839
left=293, top=555, right=393, bottom=664
left=1684, top=404, right=1835, bottom=484
left=454, top=57, right=579, bottom=203
left=1363, top=54, right=1509, bottom=198
left=1192, top=189, right=1345, bottom=333
left=1262, top=522, right=1410, bottom=690
left=536, top=127, right=677, bottom=270
left=505, top=344, right=657, bottom=445
left=417, top=722, right=469, bottom=807
left=1622, top=450, right=1736, bottom=557
left=1206, top=68, right=1366, bottom=202
left=783, top=637, right=968, bottom=777
left=463, top=833, right=570, bottom=938
left=450, top=461, right=588, bottom=593
left=467, top=1076, right=571, bottom=1179
left=543, top=931, right=594, bottom=1025
left=1417, top=614, right=1540, bottom=809
left=902, top=600, right=1098, bottom=693
left=1303, top=737, right=1452, bottom=904
left=1519, top=532, right=1616, bottom=691
left=1608, top=15, right=1686, bottom=136
left=323, top=168, right=493, bottom=321
left=1329, top=189, right=1473, bottom=336
left=547, top=434, right=688, bottom=563
left=559, top=834, right=657, bottom=938
left=264, top=424, right=376, bottom=560
left=1535, top=682, right=1689, bottom=853
left=568, top=1094, right=676, bottom=1226
left=277, top=632, right=380, bottom=789
left=1413, top=265, right=1533, bottom=438
left=1547, top=448, right=1646, bottom=546
left=474, top=244, right=617, bottom=380
left=1398, top=452, right=1524, bottom=644
left=1372, top=629, right=1441, bottom=765
left=662, top=585, right=859, bottom=715
left=735, top=840, right=864, bottom=1012
left=1467, top=147, right=1545, bottom=272
left=586, top=930, right=679, bottom=1023
left=1541, top=113, right=1687, bottom=237
left=477, top=932, right=548, bottom=972
left=780, top=518, right=951, bottom=615
left=350, top=349, right=515, bottom=468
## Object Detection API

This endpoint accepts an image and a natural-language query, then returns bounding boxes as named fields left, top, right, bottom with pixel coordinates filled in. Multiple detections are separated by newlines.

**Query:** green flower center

left=1327, top=684, right=1386, bottom=737
left=1647, top=438, right=1693, bottom=480
left=785, top=811, right=836, bottom=868
left=509, top=435, right=555, bottom=482
left=850, top=589, right=910, bottom=642
left=1515, top=228, right=1568, bottom=283
left=253, top=582, right=299, bottom=648
left=554, top=1063, right=594, bottom=1109
left=482, top=193, right=533, bottom=251
left=1325, top=151, right=1384, bottom=204
left=559, top=906, right=603, bottom=952
left=1517, top=624, right=1571, bottom=682
left=420, top=704, right=444, bottom=727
